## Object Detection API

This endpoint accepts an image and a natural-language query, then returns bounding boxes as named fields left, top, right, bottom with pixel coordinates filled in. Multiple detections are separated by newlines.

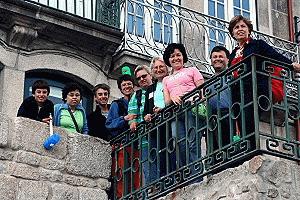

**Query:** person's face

left=136, top=69, right=152, bottom=89
left=211, top=51, right=228, bottom=73
left=33, top=89, right=48, bottom=105
left=152, top=60, right=168, bottom=80
left=120, top=80, right=134, bottom=96
left=95, top=88, right=109, bottom=105
left=232, top=20, right=250, bottom=42
left=169, top=49, right=184, bottom=70
left=66, top=90, right=81, bottom=107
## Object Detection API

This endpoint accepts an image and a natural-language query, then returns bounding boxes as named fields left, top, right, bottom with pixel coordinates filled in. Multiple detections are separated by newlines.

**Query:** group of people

left=17, top=15, right=300, bottom=198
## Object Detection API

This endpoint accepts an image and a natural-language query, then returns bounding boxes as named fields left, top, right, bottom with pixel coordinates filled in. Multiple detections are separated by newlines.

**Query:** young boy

left=17, top=80, right=54, bottom=124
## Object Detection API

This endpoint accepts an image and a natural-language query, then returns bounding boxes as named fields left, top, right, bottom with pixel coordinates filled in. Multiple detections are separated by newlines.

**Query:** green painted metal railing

left=23, top=0, right=120, bottom=28
left=111, top=54, right=300, bottom=199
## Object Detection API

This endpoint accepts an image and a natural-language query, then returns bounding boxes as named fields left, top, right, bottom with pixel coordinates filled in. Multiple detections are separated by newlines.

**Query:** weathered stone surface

left=63, top=174, right=97, bottom=188
left=160, top=156, right=300, bottom=200
left=0, top=113, right=12, bottom=147
left=51, top=183, right=79, bottom=200
left=0, top=175, right=18, bottom=200
left=66, top=135, right=111, bottom=178
left=11, top=117, right=68, bottom=159
left=17, top=180, right=49, bottom=200
left=15, top=150, right=41, bottom=166
left=39, top=168, right=63, bottom=182
left=79, top=187, right=108, bottom=200
left=96, top=178, right=111, bottom=190
left=0, top=148, right=15, bottom=160
left=40, top=156, right=65, bottom=170
left=8, top=162, right=40, bottom=180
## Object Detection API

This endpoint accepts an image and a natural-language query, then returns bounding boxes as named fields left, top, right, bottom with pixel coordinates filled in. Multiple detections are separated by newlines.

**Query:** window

left=24, top=71, right=94, bottom=114
left=127, top=0, right=145, bottom=36
left=205, top=0, right=256, bottom=51
left=125, top=0, right=178, bottom=45
left=153, top=0, right=173, bottom=44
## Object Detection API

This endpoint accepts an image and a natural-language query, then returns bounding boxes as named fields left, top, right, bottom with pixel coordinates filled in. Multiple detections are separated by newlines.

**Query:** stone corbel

left=8, top=24, right=38, bottom=50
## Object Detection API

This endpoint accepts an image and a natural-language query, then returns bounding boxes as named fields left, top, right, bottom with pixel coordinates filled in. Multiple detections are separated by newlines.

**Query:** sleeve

left=128, top=92, right=138, bottom=125
left=82, top=116, right=89, bottom=135
left=17, top=101, right=27, bottom=117
left=105, top=102, right=127, bottom=131
left=192, top=67, right=204, bottom=82
left=258, top=40, right=293, bottom=66
left=53, top=104, right=60, bottom=126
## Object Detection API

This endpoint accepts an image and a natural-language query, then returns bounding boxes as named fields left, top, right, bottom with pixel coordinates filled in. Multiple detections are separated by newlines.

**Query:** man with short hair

left=208, top=46, right=232, bottom=150
left=106, top=74, right=139, bottom=198
left=87, top=83, right=111, bottom=141
left=17, top=79, right=54, bottom=124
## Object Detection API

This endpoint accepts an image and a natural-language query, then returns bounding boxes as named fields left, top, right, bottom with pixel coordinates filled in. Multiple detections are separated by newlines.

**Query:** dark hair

left=93, top=83, right=110, bottom=97
left=228, top=15, right=253, bottom=39
left=62, top=83, right=82, bottom=102
left=210, top=46, right=230, bottom=59
left=32, top=80, right=50, bottom=95
left=163, top=43, right=188, bottom=67
left=117, top=75, right=134, bottom=90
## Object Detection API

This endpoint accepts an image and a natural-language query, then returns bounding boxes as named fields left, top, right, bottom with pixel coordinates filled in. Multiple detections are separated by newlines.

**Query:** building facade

left=0, top=0, right=299, bottom=119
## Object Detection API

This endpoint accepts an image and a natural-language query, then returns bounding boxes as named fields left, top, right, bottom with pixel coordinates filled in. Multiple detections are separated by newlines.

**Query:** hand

left=171, top=96, right=182, bottom=105
left=130, top=122, right=138, bottom=132
left=292, top=62, right=300, bottom=72
left=42, top=117, right=51, bottom=124
left=144, top=114, right=152, bottom=122
left=124, top=114, right=137, bottom=121
left=153, top=106, right=161, bottom=114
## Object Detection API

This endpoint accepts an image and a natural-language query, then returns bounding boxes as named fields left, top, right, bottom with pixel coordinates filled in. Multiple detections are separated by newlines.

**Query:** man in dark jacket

left=17, top=80, right=54, bottom=123
left=87, top=83, right=111, bottom=141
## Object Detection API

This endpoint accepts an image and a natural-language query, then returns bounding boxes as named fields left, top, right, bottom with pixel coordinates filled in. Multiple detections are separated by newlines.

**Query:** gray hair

left=150, top=56, right=164, bottom=69
left=134, top=65, right=151, bottom=77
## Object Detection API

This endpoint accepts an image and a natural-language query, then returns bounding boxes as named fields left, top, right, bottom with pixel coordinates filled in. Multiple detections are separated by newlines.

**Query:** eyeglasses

left=136, top=74, right=148, bottom=81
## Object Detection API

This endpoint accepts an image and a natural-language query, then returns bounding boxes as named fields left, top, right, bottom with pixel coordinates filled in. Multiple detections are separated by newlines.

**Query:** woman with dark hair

left=162, top=43, right=204, bottom=172
left=228, top=15, right=300, bottom=147
left=53, top=83, right=88, bottom=134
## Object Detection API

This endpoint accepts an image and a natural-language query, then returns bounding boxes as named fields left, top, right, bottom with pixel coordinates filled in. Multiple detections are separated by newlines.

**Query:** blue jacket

left=53, top=103, right=88, bottom=134
left=105, top=98, right=129, bottom=137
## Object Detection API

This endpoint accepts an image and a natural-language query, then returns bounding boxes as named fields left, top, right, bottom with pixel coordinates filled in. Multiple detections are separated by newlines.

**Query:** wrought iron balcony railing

left=23, top=0, right=120, bottom=28
left=111, top=54, right=300, bottom=200
left=118, top=0, right=299, bottom=75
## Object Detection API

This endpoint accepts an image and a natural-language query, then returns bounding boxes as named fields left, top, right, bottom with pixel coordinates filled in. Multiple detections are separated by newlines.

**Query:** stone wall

left=0, top=113, right=111, bottom=200
left=161, top=155, right=300, bottom=200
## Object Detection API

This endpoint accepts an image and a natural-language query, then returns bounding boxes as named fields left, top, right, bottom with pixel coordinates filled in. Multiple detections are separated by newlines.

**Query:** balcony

left=111, top=54, right=300, bottom=199
left=115, top=0, right=299, bottom=75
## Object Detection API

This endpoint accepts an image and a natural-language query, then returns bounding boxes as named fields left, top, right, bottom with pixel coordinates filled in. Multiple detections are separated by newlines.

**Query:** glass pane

left=154, top=22, right=161, bottom=42
left=136, top=17, right=144, bottom=36
left=136, top=4, right=144, bottom=16
left=243, top=11, right=250, bottom=19
left=154, top=10, right=162, bottom=21
left=127, top=15, right=134, bottom=33
left=128, top=2, right=133, bottom=13
left=210, top=29, right=216, bottom=40
left=164, top=14, right=172, bottom=25
left=218, top=31, right=225, bottom=43
left=242, top=0, right=250, bottom=10
left=217, top=3, right=224, bottom=19
left=234, top=8, right=241, bottom=16
left=234, top=0, right=240, bottom=7
left=209, top=40, right=216, bottom=52
left=208, top=0, right=215, bottom=16
left=164, top=25, right=171, bottom=43
left=218, top=0, right=224, bottom=3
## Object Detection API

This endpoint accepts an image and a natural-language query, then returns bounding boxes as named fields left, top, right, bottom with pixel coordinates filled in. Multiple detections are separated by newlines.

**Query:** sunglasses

left=136, top=74, right=148, bottom=81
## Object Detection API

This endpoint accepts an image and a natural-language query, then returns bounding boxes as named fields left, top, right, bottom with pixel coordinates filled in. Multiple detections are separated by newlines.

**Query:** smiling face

left=94, top=88, right=109, bottom=106
left=169, top=49, right=184, bottom=71
left=136, top=69, right=152, bottom=89
left=33, top=88, right=49, bottom=106
left=211, top=50, right=228, bottom=74
left=152, top=59, right=168, bottom=81
left=66, top=89, right=81, bottom=107
left=232, top=20, right=250, bottom=43
left=120, top=80, right=134, bottom=97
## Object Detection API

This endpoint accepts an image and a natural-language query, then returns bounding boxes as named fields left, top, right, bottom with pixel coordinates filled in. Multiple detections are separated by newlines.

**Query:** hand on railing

left=292, top=62, right=300, bottom=72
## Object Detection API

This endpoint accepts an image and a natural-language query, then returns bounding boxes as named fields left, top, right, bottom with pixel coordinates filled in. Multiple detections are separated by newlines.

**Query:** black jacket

left=17, top=96, right=54, bottom=122
left=87, top=105, right=111, bottom=141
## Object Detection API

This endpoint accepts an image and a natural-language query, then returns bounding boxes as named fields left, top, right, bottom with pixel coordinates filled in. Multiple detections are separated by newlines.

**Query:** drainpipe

left=287, top=0, right=294, bottom=42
